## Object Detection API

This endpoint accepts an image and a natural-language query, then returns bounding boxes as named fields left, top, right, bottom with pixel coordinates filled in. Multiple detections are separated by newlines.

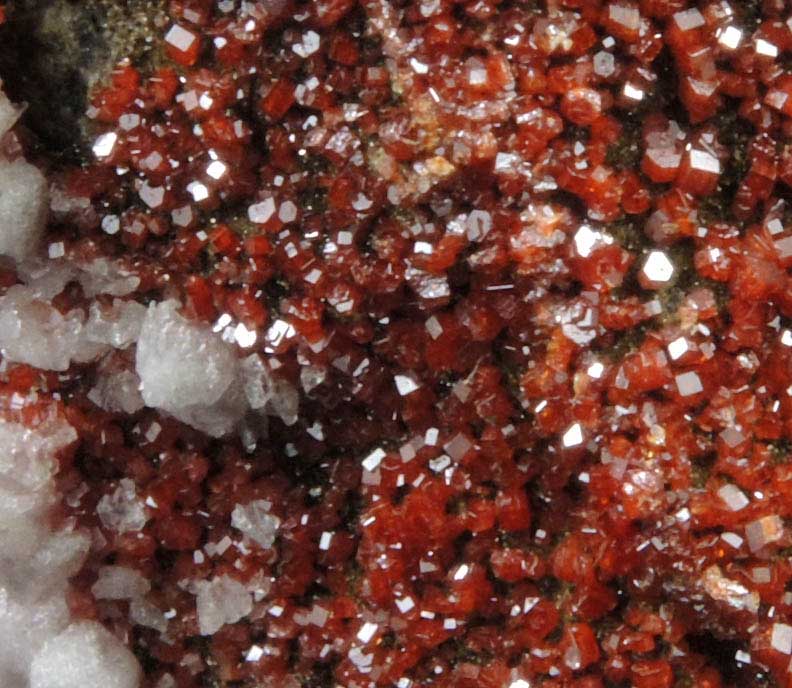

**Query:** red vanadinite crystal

left=9, top=0, right=792, bottom=686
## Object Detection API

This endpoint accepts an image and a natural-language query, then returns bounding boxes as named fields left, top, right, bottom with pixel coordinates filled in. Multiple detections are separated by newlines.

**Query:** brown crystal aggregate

left=10, top=0, right=792, bottom=686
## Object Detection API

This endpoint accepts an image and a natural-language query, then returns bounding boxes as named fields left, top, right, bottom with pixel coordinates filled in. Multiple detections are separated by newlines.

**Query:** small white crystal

left=425, top=316, right=443, bottom=339
left=278, top=200, right=298, bottom=223
left=139, top=182, right=165, bottom=209
left=587, top=361, right=604, bottom=378
left=689, top=149, right=721, bottom=175
left=92, top=133, right=117, bottom=159
left=675, top=371, right=703, bottom=397
left=206, top=161, right=227, bottom=180
left=91, top=566, right=150, bottom=600
left=248, top=198, right=276, bottom=224
left=394, top=374, right=420, bottom=396
left=187, top=181, right=209, bottom=202
left=718, top=484, right=749, bottom=512
left=772, top=623, right=792, bottom=654
left=129, top=598, right=168, bottom=633
left=718, top=25, right=742, bottom=50
left=673, top=8, right=705, bottom=30
left=0, top=158, right=48, bottom=264
left=96, top=479, right=148, bottom=533
left=293, top=30, right=321, bottom=58
left=241, top=354, right=299, bottom=425
left=195, top=576, right=253, bottom=635
left=231, top=500, right=280, bottom=549
left=562, top=423, right=583, bottom=448
left=745, top=515, right=784, bottom=552
left=667, top=337, right=689, bottom=361
left=444, top=433, right=472, bottom=461
left=756, top=38, right=779, bottom=58
left=164, top=24, right=197, bottom=52
left=641, top=250, right=675, bottom=285
left=702, top=565, right=759, bottom=613
left=362, top=448, right=386, bottom=471
left=356, top=622, right=378, bottom=644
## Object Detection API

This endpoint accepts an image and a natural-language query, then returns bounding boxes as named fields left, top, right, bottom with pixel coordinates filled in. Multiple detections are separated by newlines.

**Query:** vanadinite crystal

left=9, top=0, right=792, bottom=686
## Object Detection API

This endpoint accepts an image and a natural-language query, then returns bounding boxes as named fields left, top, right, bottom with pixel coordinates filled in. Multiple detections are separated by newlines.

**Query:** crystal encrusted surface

left=6, top=0, right=792, bottom=686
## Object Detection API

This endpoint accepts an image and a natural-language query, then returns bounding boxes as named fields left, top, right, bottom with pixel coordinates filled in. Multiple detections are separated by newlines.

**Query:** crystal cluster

left=4, top=0, right=792, bottom=686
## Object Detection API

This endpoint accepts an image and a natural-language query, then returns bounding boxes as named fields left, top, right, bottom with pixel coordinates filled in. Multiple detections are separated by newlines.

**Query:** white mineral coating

left=0, top=158, right=48, bottom=264
left=29, top=621, right=142, bottom=688
left=136, top=300, right=245, bottom=436
left=16, top=259, right=76, bottom=299
left=129, top=598, right=168, bottom=634
left=0, top=86, right=142, bottom=688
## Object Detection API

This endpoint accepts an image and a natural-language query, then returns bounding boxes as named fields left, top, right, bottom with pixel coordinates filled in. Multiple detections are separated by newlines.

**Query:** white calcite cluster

left=0, top=262, right=145, bottom=372
left=230, top=499, right=281, bottom=549
left=0, top=87, right=144, bottom=688
left=0, top=266, right=298, bottom=436
left=135, top=300, right=246, bottom=437
left=135, top=302, right=300, bottom=436
left=195, top=575, right=254, bottom=636
left=0, top=414, right=141, bottom=688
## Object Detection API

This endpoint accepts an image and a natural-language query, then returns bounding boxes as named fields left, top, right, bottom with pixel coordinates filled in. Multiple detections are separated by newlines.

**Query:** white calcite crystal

left=96, top=479, right=148, bottom=533
left=0, top=416, right=74, bottom=523
left=0, top=158, right=48, bottom=264
left=91, top=566, right=151, bottom=600
left=83, top=299, right=146, bottom=349
left=76, top=257, right=140, bottom=297
left=136, top=300, right=246, bottom=436
left=195, top=575, right=253, bottom=635
left=0, top=284, right=85, bottom=371
left=745, top=514, right=784, bottom=553
left=231, top=499, right=281, bottom=549
left=129, top=598, right=168, bottom=634
left=241, top=353, right=299, bottom=426
left=29, top=621, right=142, bottom=688
left=88, top=369, right=145, bottom=415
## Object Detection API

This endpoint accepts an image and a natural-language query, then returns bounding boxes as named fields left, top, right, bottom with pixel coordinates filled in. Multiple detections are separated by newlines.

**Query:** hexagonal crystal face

left=639, top=250, right=675, bottom=289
